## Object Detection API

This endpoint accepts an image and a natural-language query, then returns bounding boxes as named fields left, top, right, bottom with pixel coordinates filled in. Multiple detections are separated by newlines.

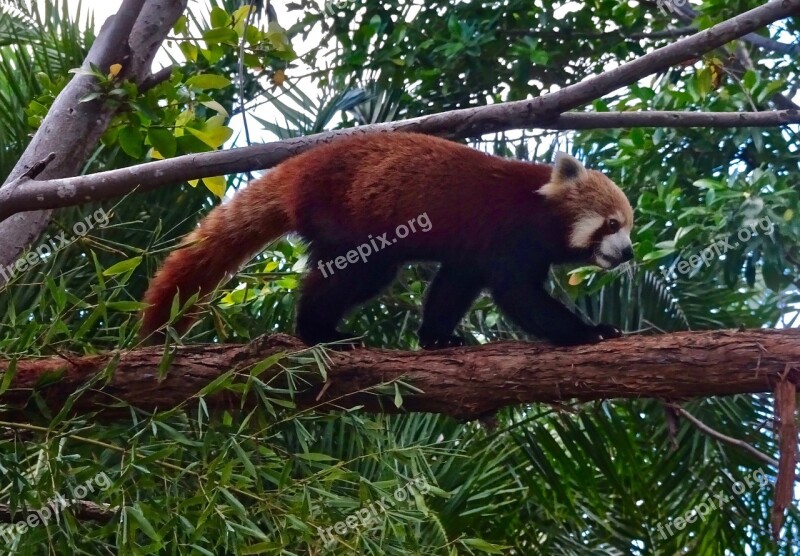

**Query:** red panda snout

left=595, top=225, right=634, bottom=268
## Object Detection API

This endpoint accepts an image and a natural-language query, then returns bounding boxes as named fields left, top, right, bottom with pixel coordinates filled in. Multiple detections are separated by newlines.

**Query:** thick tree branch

left=1, top=0, right=797, bottom=223
left=0, top=106, right=797, bottom=221
left=0, top=330, right=798, bottom=422
left=0, top=0, right=188, bottom=282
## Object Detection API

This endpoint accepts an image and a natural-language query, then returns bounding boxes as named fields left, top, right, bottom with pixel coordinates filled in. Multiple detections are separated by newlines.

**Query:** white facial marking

left=597, top=228, right=632, bottom=267
left=569, top=213, right=605, bottom=248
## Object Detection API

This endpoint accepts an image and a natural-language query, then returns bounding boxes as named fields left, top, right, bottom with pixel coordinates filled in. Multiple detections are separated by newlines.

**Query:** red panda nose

left=621, top=246, right=634, bottom=262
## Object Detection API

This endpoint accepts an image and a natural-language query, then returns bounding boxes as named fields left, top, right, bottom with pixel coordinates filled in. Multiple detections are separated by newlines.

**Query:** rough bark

left=0, top=0, right=188, bottom=282
left=1, top=330, right=798, bottom=422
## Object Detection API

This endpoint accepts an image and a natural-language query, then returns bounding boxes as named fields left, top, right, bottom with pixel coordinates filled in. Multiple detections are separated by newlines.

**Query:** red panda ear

left=552, top=152, right=588, bottom=183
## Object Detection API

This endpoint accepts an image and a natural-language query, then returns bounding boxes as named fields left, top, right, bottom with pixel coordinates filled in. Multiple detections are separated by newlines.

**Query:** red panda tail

left=140, top=174, right=292, bottom=341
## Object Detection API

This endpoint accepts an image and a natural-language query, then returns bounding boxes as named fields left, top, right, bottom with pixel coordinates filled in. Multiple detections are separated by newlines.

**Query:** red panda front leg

left=489, top=280, right=622, bottom=346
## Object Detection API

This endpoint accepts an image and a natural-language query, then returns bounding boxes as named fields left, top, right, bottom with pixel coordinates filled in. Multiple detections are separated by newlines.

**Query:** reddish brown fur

left=141, top=132, right=630, bottom=342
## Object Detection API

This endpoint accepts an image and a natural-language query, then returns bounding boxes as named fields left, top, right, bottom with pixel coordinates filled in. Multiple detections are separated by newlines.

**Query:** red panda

left=141, top=132, right=634, bottom=348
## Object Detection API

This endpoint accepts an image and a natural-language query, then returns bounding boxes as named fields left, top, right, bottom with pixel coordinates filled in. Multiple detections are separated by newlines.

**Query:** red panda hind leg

left=418, top=264, right=484, bottom=349
left=296, top=256, right=399, bottom=347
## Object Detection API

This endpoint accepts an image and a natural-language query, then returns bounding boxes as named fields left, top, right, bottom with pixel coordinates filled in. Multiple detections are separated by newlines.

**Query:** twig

left=670, top=404, right=780, bottom=467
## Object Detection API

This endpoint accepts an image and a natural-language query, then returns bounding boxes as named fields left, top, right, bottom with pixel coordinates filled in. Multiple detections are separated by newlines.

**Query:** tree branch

left=0, top=107, right=797, bottom=221
left=0, top=0, right=188, bottom=282
left=639, top=0, right=800, bottom=56
left=648, top=0, right=800, bottom=110
left=1, top=330, right=798, bottom=422
left=1, top=0, right=797, bottom=222
left=670, top=405, right=780, bottom=468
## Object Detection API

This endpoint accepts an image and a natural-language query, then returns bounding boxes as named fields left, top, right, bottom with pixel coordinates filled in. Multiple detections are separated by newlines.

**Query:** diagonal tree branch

left=649, top=0, right=800, bottom=110
left=1, top=0, right=798, bottom=225
left=0, top=0, right=188, bottom=284
left=640, top=0, right=800, bottom=56
left=0, top=108, right=798, bottom=221
left=0, top=330, right=798, bottom=422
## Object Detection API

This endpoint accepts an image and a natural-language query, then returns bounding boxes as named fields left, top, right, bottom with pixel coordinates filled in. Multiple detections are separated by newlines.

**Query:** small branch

left=670, top=405, right=780, bottom=468
left=20, top=152, right=56, bottom=180
left=504, top=26, right=698, bottom=41
left=0, top=330, right=798, bottom=422
left=139, top=66, right=174, bottom=92
left=0, top=108, right=797, bottom=220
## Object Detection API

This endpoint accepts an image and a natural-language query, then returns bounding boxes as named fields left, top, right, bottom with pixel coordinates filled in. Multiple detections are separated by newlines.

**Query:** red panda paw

left=593, top=323, right=623, bottom=341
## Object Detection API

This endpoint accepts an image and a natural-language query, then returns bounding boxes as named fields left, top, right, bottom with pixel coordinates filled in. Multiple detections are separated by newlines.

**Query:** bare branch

left=0, top=108, right=797, bottom=220
left=0, top=330, right=798, bottom=422
left=670, top=405, right=780, bottom=468
left=140, top=65, right=174, bottom=92
left=0, top=0, right=797, bottom=223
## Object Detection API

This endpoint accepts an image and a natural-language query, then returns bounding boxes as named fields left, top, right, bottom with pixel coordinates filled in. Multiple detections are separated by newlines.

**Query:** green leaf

left=210, top=7, right=230, bottom=28
left=102, top=256, right=142, bottom=276
left=185, top=73, right=232, bottom=90
left=0, top=360, right=17, bottom=395
left=642, top=248, right=676, bottom=262
left=173, top=15, right=187, bottom=34
left=148, top=128, right=177, bottom=158
left=186, top=126, right=233, bottom=149
left=296, top=452, right=336, bottom=462
left=202, top=27, right=238, bottom=45
left=202, top=175, right=227, bottom=198
left=126, top=506, right=161, bottom=542
left=461, top=538, right=506, bottom=553
left=106, top=301, right=149, bottom=312
left=118, top=126, right=144, bottom=158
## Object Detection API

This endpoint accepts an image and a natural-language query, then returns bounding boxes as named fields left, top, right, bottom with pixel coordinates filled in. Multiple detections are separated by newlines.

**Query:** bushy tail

left=140, top=176, right=292, bottom=340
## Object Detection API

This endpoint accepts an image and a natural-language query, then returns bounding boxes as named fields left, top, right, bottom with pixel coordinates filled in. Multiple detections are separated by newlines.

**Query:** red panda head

left=539, top=152, right=634, bottom=269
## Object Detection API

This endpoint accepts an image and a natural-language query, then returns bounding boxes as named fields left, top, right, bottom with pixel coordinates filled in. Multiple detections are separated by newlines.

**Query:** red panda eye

left=608, top=219, right=620, bottom=232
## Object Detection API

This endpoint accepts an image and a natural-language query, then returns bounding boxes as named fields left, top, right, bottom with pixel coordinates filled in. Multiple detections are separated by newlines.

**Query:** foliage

left=0, top=0, right=799, bottom=554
